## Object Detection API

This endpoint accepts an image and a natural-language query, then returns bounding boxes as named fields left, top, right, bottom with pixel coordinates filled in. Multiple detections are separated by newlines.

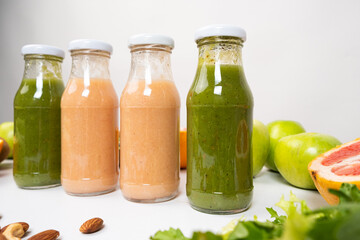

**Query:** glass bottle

left=13, top=44, right=65, bottom=189
left=120, top=34, right=180, bottom=202
left=186, top=25, right=254, bottom=214
left=61, top=39, right=119, bottom=196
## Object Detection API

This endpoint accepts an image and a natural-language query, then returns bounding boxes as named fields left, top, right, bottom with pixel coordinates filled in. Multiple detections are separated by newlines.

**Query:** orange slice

left=0, top=138, right=3, bottom=153
left=0, top=137, right=10, bottom=163
left=308, top=138, right=360, bottom=205
left=180, top=128, right=187, bottom=169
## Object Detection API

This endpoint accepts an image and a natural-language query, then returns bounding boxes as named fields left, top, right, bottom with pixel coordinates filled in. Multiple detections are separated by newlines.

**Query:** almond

left=80, top=217, right=103, bottom=234
left=0, top=233, right=6, bottom=240
left=0, top=222, right=29, bottom=233
left=28, top=230, right=59, bottom=240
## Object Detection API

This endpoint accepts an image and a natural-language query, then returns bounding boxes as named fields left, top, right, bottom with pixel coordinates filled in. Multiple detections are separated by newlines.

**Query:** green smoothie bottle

left=186, top=25, right=254, bottom=214
left=13, top=45, right=65, bottom=189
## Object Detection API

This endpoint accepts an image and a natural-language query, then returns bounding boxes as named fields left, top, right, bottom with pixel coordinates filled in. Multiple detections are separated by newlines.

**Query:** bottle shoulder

left=61, top=78, right=119, bottom=107
left=14, top=78, right=64, bottom=107
left=187, top=64, right=253, bottom=106
left=120, top=79, right=180, bottom=108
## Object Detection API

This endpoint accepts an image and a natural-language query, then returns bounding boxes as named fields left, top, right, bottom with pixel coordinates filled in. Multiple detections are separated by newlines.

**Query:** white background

left=0, top=1, right=358, bottom=238
left=1, top=0, right=360, bottom=143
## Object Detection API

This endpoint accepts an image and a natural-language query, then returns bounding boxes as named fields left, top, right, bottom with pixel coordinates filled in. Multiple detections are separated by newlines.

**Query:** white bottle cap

left=21, top=44, right=65, bottom=58
left=194, top=24, right=246, bottom=42
left=128, top=34, right=175, bottom=49
left=68, top=39, right=113, bottom=54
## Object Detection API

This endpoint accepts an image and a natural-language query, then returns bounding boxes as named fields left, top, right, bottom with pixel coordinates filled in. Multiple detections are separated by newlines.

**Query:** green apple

left=252, top=120, right=270, bottom=176
left=0, top=121, right=14, bottom=158
left=266, top=120, right=305, bottom=172
left=274, top=132, right=341, bottom=189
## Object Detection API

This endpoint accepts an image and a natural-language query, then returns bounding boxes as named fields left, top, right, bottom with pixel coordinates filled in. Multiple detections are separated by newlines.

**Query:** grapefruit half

left=308, top=138, right=360, bottom=205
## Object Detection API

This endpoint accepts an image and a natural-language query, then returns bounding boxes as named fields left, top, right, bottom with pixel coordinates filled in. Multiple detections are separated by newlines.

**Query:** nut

left=28, top=230, right=59, bottom=240
left=0, top=233, right=7, bottom=240
left=1, top=222, right=29, bottom=234
left=2, top=223, right=24, bottom=240
left=80, top=217, right=103, bottom=234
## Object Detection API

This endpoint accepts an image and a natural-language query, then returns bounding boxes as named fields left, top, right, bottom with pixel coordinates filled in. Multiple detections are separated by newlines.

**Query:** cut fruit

left=308, top=138, right=360, bottom=205
left=180, top=128, right=187, bottom=169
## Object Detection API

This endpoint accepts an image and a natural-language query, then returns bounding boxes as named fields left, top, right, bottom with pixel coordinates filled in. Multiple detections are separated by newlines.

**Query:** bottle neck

left=23, top=55, right=63, bottom=80
left=69, top=50, right=111, bottom=80
left=197, top=37, right=244, bottom=66
left=128, top=45, right=173, bottom=82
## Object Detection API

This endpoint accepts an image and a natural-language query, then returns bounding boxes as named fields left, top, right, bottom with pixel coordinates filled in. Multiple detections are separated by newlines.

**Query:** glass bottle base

left=187, top=189, right=253, bottom=214
left=18, top=183, right=61, bottom=190
left=189, top=202, right=251, bottom=215
left=64, top=187, right=116, bottom=197
left=123, top=190, right=178, bottom=203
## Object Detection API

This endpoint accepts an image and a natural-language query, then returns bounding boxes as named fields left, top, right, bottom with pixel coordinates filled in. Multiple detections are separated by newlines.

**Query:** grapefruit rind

left=308, top=138, right=360, bottom=205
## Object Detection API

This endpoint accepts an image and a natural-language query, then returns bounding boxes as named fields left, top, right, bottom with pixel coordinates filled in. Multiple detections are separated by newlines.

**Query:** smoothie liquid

left=187, top=64, right=253, bottom=212
left=14, top=78, right=64, bottom=188
left=61, top=78, right=119, bottom=195
left=120, top=79, right=180, bottom=201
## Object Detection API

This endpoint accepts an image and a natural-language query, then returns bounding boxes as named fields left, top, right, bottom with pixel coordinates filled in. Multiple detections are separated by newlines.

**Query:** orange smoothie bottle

left=120, top=34, right=180, bottom=202
left=61, top=39, right=119, bottom=196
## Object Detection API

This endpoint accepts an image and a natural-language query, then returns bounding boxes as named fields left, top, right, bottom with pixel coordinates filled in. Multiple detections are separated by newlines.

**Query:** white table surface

left=0, top=160, right=328, bottom=239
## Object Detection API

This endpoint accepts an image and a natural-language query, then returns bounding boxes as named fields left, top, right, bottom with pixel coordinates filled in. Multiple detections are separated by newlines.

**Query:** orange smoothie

left=120, top=79, right=180, bottom=201
left=61, top=78, right=119, bottom=195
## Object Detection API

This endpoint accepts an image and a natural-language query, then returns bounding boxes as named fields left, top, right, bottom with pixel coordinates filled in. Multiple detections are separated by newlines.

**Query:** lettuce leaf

left=150, top=228, right=189, bottom=240
left=279, top=184, right=360, bottom=240
left=191, top=232, right=223, bottom=240
left=329, top=183, right=360, bottom=204
left=150, top=183, right=360, bottom=240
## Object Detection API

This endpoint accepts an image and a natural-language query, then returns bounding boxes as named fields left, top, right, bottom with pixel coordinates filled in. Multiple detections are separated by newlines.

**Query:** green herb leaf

left=230, top=221, right=276, bottom=240
left=150, top=184, right=360, bottom=240
left=227, top=222, right=248, bottom=239
left=329, top=183, right=360, bottom=204
left=151, top=228, right=189, bottom=240
left=266, top=207, right=286, bottom=224
left=306, top=203, right=360, bottom=240
left=191, top=232, right=223, bottom=240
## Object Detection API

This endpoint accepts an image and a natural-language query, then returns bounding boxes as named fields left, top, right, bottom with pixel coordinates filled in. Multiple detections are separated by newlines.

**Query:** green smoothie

left=186, top=64, right=253, bottom=213
left=13, top=78, right=64, bottom=188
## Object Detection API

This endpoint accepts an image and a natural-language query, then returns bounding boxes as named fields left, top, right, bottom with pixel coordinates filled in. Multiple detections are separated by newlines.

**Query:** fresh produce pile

left=252, top=120, right=341, bottom=190
left=250, top=119, right=360, bottom=206
left=151, top=183, right=360, bottom=240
